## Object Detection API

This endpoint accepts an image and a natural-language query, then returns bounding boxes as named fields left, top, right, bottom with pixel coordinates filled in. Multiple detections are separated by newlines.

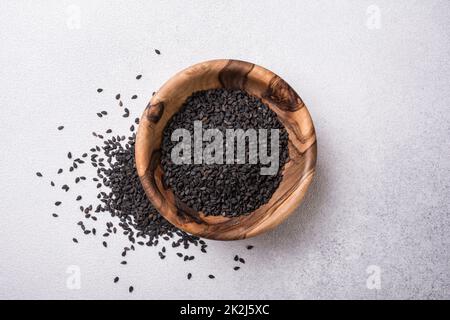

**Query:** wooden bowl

left=135, top=59, right=317, bottom=240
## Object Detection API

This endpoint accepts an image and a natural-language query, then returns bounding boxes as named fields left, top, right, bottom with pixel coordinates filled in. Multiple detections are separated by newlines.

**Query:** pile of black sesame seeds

left=35, top=56, right=254, bottom=294
left=161, top=88, right=289, bottom=216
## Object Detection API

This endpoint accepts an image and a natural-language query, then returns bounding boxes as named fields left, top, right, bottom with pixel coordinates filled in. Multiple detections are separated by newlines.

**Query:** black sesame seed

left=57, top=126, right=64, bottom=131
left=208, top=275, right=215, bottom=279
left=97, top=88, right=103, bottom=93
left=36, top=172, right=43, bottom=177
left=155, top=49, right=161, bottom=55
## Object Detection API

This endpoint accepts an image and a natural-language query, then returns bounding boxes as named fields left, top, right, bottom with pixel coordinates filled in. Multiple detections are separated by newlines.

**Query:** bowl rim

left=135, top=59, right=317, bottom=240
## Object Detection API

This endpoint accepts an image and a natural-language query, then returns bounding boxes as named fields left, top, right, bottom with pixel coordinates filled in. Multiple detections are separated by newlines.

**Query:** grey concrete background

left=0, top=0, right=449, bottom=299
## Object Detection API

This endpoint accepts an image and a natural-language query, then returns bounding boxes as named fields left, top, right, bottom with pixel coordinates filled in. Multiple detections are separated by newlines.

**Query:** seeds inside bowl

left=161, top=88, right=289, bottom=217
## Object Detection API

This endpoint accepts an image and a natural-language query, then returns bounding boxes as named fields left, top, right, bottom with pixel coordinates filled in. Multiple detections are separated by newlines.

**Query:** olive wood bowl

left=135, top=59, right=316, bottom=240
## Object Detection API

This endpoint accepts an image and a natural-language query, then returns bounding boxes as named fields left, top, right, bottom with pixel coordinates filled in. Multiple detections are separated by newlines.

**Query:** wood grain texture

left=135, top=59, right=317, bottom=240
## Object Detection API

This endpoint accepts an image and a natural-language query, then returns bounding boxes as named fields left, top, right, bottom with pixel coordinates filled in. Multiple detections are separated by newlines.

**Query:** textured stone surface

left=0, top=0, right=448, bottom=299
